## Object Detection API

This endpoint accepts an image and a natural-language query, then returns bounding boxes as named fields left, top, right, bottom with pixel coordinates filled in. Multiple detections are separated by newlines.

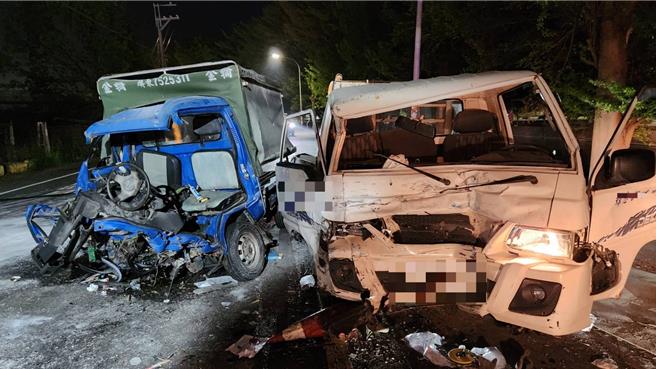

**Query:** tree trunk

left=589, top=2, right=636, bottom=175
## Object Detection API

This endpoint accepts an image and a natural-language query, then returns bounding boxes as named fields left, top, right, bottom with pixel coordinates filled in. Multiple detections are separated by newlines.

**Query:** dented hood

left=323, top=166, right=586, bottom=232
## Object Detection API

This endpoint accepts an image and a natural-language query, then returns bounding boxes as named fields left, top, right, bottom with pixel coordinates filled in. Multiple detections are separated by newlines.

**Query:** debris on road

left=592, top=357, right=619, bottom=369
left=128, top=356, right=141, bottom=366
left=227, top=302, right=371, bottom=358
left=299, top=274, right=315, bottom=289
left=581, top=314, right=597, bottom=332
left=405, top=331, right=509, bottom=368
left=267, top=248, right=282, bottom=261
left=221, top=301, right=231, bottom=308
left=86, top=283, right=99, bottom=292
left=128, top=279, right=141, bottom=291
left=471, top=347, right=508, bottom=369
left=226, top=335, right=269, bottom=358
left=10, top=276, right=21, bottom=282
left=404, top=331, right=453, bottom=367
left=192, top=276, right=238, bottom=295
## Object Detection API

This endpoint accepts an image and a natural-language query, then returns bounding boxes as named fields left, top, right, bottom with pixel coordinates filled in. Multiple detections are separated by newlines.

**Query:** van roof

left=329, top=70, right=537, bottom=119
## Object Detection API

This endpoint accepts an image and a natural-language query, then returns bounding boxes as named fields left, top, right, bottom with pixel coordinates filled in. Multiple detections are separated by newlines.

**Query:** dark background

left=0, top=1, right=654, bottom=166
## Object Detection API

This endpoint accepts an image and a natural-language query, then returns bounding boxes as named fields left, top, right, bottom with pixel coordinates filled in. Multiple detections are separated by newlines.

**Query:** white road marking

left=0, top=172, right=78, bottom=196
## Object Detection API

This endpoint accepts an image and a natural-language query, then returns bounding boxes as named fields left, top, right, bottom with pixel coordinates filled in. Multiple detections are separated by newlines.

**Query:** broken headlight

left=505, top=226, right=574, bottom=259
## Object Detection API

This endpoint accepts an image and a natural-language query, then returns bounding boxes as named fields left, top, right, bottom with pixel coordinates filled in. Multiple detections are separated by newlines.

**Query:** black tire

left=223, top=222, right=266, bottom=281
left=274, top=211, right=286, bottom=230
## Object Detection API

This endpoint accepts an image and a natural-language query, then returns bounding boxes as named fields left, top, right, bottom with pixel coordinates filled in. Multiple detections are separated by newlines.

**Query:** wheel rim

left=237, top=232, right=260, bottom=268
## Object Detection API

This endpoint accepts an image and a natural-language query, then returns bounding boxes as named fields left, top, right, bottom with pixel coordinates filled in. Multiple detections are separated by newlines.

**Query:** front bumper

left=317, top=223, right=593, bottom=336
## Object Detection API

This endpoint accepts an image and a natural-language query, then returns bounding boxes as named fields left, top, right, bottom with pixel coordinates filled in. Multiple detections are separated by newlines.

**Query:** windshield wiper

left=439, top=175, right=538, bottom=193
left=372, top=153, right=451, bottom=185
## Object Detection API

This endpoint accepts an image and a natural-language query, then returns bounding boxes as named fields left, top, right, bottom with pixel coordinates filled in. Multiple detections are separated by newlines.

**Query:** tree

left=589, top=2, right=637, bottom=169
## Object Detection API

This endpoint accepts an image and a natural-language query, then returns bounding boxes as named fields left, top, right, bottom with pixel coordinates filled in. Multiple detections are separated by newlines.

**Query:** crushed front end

left=317, top=213, right=595, bottom=336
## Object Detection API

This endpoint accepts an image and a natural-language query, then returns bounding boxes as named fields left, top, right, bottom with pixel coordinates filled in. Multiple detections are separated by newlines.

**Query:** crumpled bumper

left=317, top=223, right=593, bottom=336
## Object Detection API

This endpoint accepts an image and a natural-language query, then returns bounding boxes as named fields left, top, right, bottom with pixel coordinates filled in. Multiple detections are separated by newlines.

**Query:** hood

left=323, top=166, right=587, bottom=232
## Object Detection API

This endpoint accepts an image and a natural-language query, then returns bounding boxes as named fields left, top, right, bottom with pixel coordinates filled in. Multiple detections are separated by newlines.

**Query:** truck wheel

left=274, top=212, right=286, bottom=230
left=224, top=222, right=266, bottom=281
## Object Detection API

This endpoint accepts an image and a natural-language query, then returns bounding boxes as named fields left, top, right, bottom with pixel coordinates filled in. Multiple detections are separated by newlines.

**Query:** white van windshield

left=337, top=86, right=571, bottom=170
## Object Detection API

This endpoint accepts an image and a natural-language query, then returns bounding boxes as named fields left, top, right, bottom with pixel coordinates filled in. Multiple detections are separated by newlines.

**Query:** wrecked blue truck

left=27, top=61, right=286, bottom=281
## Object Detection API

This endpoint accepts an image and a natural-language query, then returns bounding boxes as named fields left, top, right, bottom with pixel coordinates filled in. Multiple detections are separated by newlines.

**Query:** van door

left=275, top=110, right=327, bottom=246
left=588, top=88, right=656, bottom=300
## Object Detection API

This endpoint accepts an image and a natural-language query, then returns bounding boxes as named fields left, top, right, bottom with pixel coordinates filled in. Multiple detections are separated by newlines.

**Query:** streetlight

left=270, top=51, right=303, bottom=111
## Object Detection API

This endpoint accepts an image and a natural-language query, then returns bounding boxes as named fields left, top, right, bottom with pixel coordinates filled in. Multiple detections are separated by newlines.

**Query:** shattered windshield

left=337, top=84, right=571, bottom=170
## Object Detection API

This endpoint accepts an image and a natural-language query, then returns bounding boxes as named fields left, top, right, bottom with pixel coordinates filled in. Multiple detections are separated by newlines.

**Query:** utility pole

left=153, top=2, right=179, bottom=68
left=413, top=0, right=423, bottom=81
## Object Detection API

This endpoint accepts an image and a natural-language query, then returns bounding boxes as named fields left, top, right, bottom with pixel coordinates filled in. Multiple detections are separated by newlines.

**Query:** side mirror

left=607, top=148, right=656, bottom=184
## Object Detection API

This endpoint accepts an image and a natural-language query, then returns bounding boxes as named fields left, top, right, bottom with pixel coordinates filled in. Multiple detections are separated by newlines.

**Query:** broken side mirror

left=605, top=148, right=656, bottom=185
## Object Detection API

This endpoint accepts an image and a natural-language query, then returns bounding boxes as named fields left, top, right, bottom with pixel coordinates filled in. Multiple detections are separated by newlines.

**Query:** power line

left=153, top=2, right=180, bottom=67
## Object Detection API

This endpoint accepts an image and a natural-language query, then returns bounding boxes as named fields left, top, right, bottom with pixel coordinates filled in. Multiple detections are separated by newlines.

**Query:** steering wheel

left=106, top=163, right=151, bottom=211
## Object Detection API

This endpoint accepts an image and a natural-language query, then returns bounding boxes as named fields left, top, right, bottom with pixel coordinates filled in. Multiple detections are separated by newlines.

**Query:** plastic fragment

left=299, top=275, right=316, bottom=289
left=10, top=276, right=21, bottom=282
left=86, top=283, right=99, bottom=292
left=225, top=335, right=269, bottom=358
left=267, top=249, right=282, bottom=261
left=404, top=332, right=453, bottom=367
left=193, top=276, right=238, bottom=294
left=471, top=347, right=507, bottom=369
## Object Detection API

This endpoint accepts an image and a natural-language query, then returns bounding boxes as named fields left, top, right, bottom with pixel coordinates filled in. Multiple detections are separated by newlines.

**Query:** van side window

left=501, top=82, right=570, bottom=164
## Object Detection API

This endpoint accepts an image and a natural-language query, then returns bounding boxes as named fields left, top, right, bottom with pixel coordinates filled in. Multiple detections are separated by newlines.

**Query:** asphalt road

left=0, top=164, right=654, bottom=369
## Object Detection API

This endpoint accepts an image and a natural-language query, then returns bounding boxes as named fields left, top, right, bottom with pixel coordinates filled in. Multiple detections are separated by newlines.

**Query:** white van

left=276, top=71, right=656, bottom=336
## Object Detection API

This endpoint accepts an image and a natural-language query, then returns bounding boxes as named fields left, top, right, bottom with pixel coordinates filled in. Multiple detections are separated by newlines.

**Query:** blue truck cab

left=27, top=61, right=285, bottom=281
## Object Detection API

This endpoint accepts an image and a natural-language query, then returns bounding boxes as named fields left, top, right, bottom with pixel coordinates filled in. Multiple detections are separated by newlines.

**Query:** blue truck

left=27, top=61, right=286, bottom=281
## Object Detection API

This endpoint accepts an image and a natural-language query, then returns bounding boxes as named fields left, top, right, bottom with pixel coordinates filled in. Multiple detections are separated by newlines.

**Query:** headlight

left=288, top=122, right=297, bottom=129
left=505, top=226, right=574, bottom=259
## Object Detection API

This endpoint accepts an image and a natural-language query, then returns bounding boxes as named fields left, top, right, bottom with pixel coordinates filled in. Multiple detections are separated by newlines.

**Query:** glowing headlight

left=505, top=226, right=574, bottom=259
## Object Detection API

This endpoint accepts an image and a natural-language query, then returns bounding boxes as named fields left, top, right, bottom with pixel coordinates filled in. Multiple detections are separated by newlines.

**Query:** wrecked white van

left=276, top=71, right=656, bottom=336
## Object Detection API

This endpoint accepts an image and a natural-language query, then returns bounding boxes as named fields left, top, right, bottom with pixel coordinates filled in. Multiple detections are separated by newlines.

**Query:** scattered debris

left=581, top=314, right=597, bottom=332
left=86, top=283, right=99, bottom=292
left=592, top=357, right=619, bottom=369
left=404, top=332, right=453, bottom=367
left=128, top=279, right=141, bottom=291
left=267, top=248, right=282, bottom=261
left=163, top=299, right=170, bottom=304
left=404, top=332, right=508, bottom=369
left=448, top=346, right=475, bottom=366
left=10, top=276, right=21, bottom=282
left=299, top=274, right=316, bottom=289
left=227, top=302, right=370, bottom=358
left=471, top=347, right=508, bottom=369
left=221, top=301, right=231, bottom=308
left=226, top=335, right=269, bottom=359
left=128, top=356, right=141, bottom=366
left=145, top=357, right=172, bottom=369
left=193, top=276, right=238, bottom=295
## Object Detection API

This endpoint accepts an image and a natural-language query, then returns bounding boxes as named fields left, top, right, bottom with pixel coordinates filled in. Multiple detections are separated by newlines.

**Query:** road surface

left=0, top=168, right=654, bottom=369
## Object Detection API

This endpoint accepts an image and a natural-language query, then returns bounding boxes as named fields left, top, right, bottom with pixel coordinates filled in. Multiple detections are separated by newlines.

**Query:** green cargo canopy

left=96, top=61, right=285, bottom=173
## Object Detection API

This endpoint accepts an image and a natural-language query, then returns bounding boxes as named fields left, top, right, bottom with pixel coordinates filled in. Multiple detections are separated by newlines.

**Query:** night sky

left=126, top=2, right=266, bottom=45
